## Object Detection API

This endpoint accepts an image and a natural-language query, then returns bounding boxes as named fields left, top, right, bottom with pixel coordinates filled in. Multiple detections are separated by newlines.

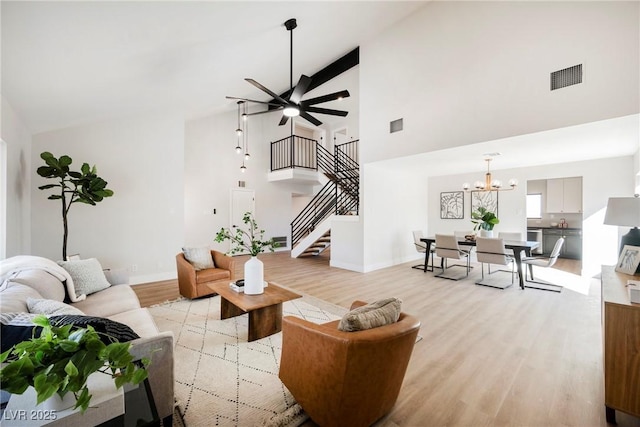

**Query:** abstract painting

left=440, top=191, right=464, bottom=219
left=471, top=191, right=498, bottom=216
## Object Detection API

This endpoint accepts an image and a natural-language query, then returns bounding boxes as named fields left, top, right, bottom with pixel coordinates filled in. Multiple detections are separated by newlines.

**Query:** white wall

left=427, top=156, right=634, bottom=276
left=185, top=107, right=295, bottom=254
left=360, top=161, right=430, bottom=272
left=353, top=1, right=639, bottom=273
left=1, top=96, right=32, bottom=257
left=31, top=113, right=184, bottom=284
left=360, top=1, right=639, bottom=164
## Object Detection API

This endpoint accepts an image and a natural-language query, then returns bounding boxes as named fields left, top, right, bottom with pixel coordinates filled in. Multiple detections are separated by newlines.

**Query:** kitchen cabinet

left=546, top=177, right=582, bottom=213
left=543, top=228, right=582, bottom=259
left=601, top=266, right=640, bottom=423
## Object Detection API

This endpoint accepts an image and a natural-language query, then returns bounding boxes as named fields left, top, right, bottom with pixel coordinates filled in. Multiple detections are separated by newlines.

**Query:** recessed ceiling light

left=482, top=152, right=502, bottom=157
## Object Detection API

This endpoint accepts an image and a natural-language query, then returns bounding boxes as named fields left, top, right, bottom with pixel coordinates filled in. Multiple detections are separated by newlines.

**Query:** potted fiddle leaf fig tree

left=36, top=151, right=114, bottom=260
left=215, top=212, right=278, bottom=295
left=0, top=315, right=148, bottom=413
left=471, top=207, right=500, bottom=237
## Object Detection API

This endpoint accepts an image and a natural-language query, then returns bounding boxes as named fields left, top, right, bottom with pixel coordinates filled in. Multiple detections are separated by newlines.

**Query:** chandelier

left=234, top=101, right=250, bottom=173
left=463, top=158, right=517, bottom=191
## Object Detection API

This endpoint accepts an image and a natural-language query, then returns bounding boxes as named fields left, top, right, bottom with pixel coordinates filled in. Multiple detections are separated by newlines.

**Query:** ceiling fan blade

left=300, top=111, right=322, bottom=126
left=304, top=106, right=348, bottom=117
left=278, top=115, right=290, bottom=126
left=289, top=75, right=312, bottom=104
left=301, top=90, right=350, bottom=106
left=245, top=79, right=289, bottom=105
left=247, top=107, right=283, bottom=116
left=225, top=96, right=281, bottom=107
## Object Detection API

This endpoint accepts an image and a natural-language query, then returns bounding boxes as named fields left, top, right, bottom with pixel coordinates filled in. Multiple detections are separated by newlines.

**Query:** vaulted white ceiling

left=1, top=1, right=426, bottom=134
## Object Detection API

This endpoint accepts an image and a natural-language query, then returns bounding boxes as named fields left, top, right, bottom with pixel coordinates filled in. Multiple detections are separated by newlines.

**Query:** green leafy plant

left=471, top=207, right=500, bottom=231
left=0, top=316, right=148, bottom=413
left=37, top=151, right=114, bottom=260
left=215, top=211, right=279, bottom=256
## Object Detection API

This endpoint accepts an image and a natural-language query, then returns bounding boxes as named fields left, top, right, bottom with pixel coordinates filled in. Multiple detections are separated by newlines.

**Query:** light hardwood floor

left=133, top=252, right=639, bottom=427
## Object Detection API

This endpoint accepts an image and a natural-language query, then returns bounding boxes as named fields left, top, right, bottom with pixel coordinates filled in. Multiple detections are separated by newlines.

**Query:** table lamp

left=604, top=196, right=640, bottom=257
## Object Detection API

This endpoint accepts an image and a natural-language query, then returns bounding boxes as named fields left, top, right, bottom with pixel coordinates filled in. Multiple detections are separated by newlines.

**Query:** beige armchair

left=279, top=300, right=421, bottom=427
left=175, top=250, right=235, bottom=298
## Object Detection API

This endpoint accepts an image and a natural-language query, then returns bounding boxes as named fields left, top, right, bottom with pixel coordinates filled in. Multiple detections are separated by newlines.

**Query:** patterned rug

left=149, top=294, right=345, bottom=427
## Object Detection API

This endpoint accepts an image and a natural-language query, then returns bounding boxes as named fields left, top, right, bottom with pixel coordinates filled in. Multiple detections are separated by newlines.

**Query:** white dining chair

left=412, top=230, right=434, bottom=271
left=434, top=234, right=471, bottom=280
left=498, top=231, right=523, bottom=268
left=521, top=238, right=565, bottom=292
left=475, top=237, right=515, bottom=289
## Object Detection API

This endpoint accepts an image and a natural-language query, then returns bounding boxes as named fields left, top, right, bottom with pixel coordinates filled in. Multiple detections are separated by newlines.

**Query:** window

left=526, top=194, right=542, bottom=219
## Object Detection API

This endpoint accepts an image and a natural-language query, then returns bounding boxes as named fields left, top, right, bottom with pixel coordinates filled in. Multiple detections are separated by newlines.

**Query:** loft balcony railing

left=270, top=135, right=318, bottom=171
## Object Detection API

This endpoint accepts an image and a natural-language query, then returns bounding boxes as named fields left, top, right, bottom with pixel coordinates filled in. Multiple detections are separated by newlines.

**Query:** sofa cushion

left=338, top=298, right=402, bottom=332
left=11, top=269, right=66, bottom=302
left=182, top=247, right=215, bottom=270
left=0, top=282, right=43, bottom=313
left=27, top=297, right=85, bottom=316
left=70, top=285, right=141, bottom=318
left=49, top=315, right=140, bottom=344
left=108, top=308, right=160, bottom=338
left=196, top=268, right=231, bottom=284
left=57, top=258, right=111, bottom=298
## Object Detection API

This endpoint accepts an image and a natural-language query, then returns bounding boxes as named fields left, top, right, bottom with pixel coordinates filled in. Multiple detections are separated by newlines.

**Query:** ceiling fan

left=226, top=18, right=350, bottom=127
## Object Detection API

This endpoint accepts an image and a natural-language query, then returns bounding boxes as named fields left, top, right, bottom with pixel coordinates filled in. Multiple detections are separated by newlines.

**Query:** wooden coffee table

left=207, top=281, right=302, bottom=341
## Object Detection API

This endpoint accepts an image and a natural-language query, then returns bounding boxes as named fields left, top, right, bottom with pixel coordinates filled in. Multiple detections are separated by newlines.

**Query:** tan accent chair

left=176, top=250, right=235, bottom=298
left=279, top=300, right=421, bottom=427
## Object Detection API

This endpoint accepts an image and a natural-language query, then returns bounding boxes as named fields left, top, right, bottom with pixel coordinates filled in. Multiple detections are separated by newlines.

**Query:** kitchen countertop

left=527, top=226, right=582, bottom=231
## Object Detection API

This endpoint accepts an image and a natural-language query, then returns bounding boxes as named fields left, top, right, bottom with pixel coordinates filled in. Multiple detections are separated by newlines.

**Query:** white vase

left=244, top=256, right=264, bottom=295
left=480, top=229, right=494, bottom=238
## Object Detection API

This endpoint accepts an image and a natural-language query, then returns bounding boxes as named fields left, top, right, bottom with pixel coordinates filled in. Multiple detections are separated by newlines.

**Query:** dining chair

left=521, top=237, right=565, bottom=292
left=498, top=231, right=523, bottom=267
left=434, top=234, right=471, bottom=280
left=475, top=237, right=515, bottom=289
left=412, top=230, right=434, bottom=271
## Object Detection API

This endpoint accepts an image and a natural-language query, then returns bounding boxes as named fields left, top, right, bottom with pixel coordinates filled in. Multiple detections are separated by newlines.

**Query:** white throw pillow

left=27, top=297, right=85, bottom=316
left=182, top=247, right=215, bottom=270
left=12, top=269, right=66, bottom=301
left=57, top=258, right=111, bottom=298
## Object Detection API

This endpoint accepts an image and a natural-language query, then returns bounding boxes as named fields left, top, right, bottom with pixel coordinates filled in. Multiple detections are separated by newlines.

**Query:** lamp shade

left=604, top=197, right=640, bottom=227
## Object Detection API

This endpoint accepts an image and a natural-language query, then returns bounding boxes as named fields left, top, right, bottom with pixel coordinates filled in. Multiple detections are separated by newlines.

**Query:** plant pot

left=244, top=256, right=264, bottom=295
left=33, top=388, right=76, bottom=411
left=480, top=229, right=494, bottom=238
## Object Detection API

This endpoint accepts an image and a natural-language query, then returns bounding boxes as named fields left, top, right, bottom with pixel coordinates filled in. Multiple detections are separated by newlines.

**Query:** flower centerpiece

left=0, top=316, right=148, bottom=413
left=471, top=207, right=500, bottom=237
left=214, top=212, right=278, bottom=295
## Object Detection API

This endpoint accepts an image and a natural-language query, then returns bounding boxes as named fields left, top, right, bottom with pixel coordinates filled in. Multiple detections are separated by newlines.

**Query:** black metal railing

left=336, top=140, right=359, bottom=166
left=270, top=135, right=318, bottom=171
left=289, top=140, right=360, bottom=248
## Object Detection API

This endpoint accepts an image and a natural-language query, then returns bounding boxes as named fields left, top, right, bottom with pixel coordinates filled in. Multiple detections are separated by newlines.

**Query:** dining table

left=420, top=237, right=541, bottom=290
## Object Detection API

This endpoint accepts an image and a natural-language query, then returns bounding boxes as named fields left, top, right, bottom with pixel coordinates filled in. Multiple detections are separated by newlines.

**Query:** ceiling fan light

left=283, top=106, right=300, bottom=117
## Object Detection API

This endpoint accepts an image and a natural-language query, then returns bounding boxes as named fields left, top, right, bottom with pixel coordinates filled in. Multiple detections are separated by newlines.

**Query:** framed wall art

left=440, top=191, right=464, bottom=219
left=471, top=191, right=498, bottom=216
left=615, top=245, right=640, bottom=275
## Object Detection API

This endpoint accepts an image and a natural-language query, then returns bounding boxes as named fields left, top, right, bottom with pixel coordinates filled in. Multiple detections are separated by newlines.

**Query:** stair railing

left=270, top=135, right=318, bottom=171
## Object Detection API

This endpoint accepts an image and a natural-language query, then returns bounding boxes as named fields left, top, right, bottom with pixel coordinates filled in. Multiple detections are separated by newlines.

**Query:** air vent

left=550, top=64, right=582, bottom=91
left=272, top=236, right=287, bottom=248
left=238, top=181, right=246, bottom=188
left=390, top=118, right=403, bottom=133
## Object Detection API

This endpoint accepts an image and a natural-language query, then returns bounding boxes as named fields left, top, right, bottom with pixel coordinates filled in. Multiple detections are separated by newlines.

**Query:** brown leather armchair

left=175, top=250, right=235, bottom=298
left=279, top=300, right=421, bottom=427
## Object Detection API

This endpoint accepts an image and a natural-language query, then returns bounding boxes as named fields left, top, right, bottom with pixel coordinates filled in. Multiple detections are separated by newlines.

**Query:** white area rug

left=149, top=295, right=345, bottom=427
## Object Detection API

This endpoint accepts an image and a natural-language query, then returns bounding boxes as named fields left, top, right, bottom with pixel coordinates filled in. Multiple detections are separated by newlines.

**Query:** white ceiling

left=2, top=1, right=637, bottom=173
left=1, top=1, right=426, bottom=134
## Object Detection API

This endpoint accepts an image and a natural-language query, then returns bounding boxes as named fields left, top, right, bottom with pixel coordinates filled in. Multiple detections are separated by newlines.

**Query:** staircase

left=274, top=137, right=358, bottom=258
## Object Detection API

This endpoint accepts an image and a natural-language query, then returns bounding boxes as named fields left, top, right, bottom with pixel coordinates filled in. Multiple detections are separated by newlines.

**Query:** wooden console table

left=601, top=265, right=640, bottom=423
